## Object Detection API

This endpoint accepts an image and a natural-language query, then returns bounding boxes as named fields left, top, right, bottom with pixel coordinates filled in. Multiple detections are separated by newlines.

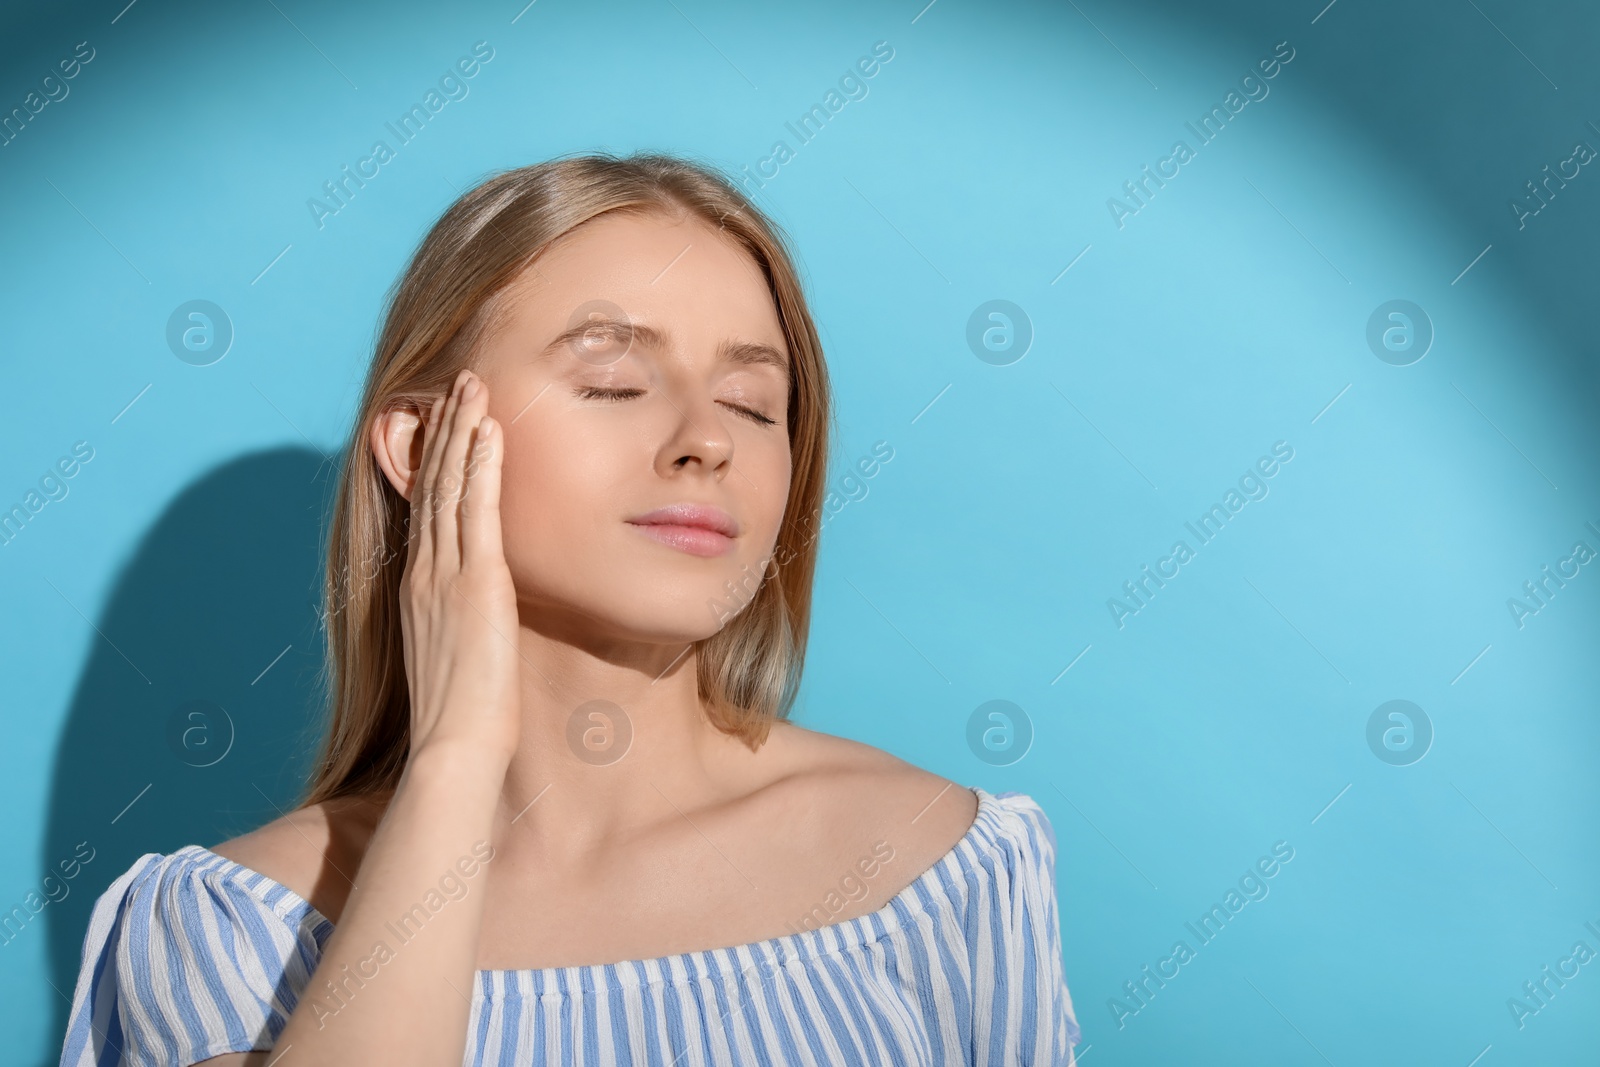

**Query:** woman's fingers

left=401, top=369, right=499, bottom=594
left=395, top=366, right=522, bottom=763
left=423, top=370, right=472, bottom=572
left=433, top=370, right=488, bottom=574
left=405, top=394, right=447, bottom=581
left=460, top=413, right=505, bottom=575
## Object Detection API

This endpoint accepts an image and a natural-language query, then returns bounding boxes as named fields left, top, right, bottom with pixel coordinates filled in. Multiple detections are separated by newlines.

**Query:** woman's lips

left=626, top=522, right=736, bottom=557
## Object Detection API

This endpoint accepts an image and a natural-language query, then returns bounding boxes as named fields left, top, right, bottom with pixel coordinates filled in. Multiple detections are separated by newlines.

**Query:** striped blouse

left=60, top=786, right=1081, bottom=1066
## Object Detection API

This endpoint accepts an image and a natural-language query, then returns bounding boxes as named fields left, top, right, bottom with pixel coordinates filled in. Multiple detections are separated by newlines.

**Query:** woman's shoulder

left=759, top=721, right=981, bottom=851
left=744, top=726, right=1080, bottom=1058
left=761, top=721, right=1054, bottom=830
left=206, top=793, right=387, bottom=927
left=749, top=721, right=1072, bottom=925
left=75, top=839, right=321, bottom=935
left=761, top=724, right=1062, bottom=889
left=59, top=837, right=335, bottom=1066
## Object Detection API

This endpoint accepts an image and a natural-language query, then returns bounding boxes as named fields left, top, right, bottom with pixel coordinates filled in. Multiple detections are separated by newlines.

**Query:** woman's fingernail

left=464, top=376, right=480, bottom=400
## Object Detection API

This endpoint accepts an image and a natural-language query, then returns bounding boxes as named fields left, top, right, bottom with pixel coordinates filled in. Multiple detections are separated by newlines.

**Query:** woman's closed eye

left=574, top=384, right=778, bottom=427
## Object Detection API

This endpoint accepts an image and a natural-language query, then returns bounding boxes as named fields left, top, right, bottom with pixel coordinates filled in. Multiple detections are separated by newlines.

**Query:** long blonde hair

left=299, top=152, right=834, bottom=809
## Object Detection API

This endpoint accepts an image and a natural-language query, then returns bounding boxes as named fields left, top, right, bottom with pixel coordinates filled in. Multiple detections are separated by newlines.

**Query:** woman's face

left=470, top=209, right=792, bottom=648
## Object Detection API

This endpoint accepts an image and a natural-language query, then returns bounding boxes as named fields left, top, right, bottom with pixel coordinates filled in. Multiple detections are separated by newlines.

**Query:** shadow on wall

left=1124, top=0, right=1598, bottom=394
left=36, top=447, right=340, bottom=1060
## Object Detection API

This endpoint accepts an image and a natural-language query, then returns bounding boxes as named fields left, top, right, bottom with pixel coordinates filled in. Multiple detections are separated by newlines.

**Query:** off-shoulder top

left=59, top=786, right=1082, bottom=1065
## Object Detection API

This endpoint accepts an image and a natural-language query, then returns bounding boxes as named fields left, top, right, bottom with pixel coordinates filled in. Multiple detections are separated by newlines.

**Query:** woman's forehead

left=495, top=215, right=787, bottom=349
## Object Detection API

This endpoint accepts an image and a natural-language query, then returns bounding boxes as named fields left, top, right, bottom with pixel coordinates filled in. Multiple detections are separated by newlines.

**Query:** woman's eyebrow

left=721, top=339, right=789, bottom=373
left=538, top=316, right=789, bottom=372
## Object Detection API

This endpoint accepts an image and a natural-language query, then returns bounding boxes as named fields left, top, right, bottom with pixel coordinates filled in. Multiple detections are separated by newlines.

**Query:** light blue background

left=2, top=0, right=1597, bottom=1063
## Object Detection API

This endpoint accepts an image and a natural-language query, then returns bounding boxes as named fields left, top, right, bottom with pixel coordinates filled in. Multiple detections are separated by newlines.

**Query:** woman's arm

left=230, top=369, right=520, bottom=1066
left=262, top=740, right=506, bottom=1062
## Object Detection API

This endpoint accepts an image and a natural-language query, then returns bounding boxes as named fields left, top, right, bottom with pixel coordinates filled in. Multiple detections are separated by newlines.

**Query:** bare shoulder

left=206, top=794, right=386, bottom=925
left=758, top=722, right=980, bottom=881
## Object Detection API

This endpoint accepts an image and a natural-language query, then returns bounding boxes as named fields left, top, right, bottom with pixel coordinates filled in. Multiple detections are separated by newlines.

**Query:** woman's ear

left=370, top=402, right=427, bottom=501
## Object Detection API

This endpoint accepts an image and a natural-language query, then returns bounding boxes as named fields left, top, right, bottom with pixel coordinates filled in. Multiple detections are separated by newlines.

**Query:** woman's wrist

left=402, top=735, right=514, bottom=797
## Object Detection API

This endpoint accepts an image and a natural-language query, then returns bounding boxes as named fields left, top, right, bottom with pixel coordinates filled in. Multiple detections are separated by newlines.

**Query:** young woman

left=59, top=153, right=1082, bottom=1066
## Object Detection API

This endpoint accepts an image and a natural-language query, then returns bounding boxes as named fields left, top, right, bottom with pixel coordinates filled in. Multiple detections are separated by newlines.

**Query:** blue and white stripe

left=60, top=786, right=1081, bottom=1066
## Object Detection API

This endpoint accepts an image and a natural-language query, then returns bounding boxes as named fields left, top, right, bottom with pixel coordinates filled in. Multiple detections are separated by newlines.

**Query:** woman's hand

left=398, top=367, right=522, bottom=767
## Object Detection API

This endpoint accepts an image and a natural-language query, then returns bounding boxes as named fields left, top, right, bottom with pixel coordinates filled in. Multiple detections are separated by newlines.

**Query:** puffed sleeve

left=972, top=793, right=1083, bottom=1067
left=58, top=846, right=330, bottom=1067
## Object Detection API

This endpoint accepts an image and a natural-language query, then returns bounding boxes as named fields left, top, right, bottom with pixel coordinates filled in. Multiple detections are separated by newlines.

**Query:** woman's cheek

left=495, top=442, right=567, bottom=563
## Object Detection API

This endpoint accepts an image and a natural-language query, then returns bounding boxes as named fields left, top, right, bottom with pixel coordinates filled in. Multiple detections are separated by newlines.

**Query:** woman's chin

left=526, top=602, right=734, bottom=652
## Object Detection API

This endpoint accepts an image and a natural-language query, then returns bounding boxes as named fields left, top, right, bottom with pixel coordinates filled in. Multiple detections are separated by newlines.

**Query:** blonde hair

left=298, top=152, right=834, bottom=809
